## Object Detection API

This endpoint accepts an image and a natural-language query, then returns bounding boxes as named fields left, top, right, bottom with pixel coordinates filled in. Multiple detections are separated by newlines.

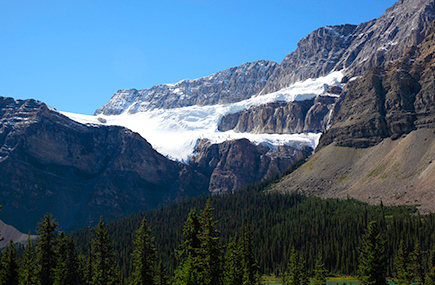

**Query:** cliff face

left=0, top=97, right=312, bottom=231
left=270, top=20, right=435, bottom=213
left=189, top=139, right=312, bottom=193
left=318, top=19, right=435, bottom=149
left=0, top=97, right=208, bottom=232
left=95, top=60, right=278, bottom=115
left=218, top=86, right=342, bottom=135
left=262, top=0, right=435, bottom=93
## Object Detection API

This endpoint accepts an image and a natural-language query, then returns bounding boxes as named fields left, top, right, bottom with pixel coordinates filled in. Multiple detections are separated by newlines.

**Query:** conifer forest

left=1, top=174, right=435, bottom=285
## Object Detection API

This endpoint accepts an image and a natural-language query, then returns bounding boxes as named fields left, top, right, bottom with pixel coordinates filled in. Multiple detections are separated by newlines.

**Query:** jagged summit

left=270, top=18, right=435, bottom=213
left=4, top=0, right=435, bottom=233
left=262, top=0, right=435, bottom=93
left=95, top=60, right=277, bottom=115
left=96, top=0, right=435, bottom=120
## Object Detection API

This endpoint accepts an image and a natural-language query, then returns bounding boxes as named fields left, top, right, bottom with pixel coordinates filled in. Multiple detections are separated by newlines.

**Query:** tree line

left=3, top=199, right=435, bottom=284
left=0, top=200, right=261, bottom=285
left=3, top=179, right=435, bottom=283
left=70, top=187, right=435, bottom=279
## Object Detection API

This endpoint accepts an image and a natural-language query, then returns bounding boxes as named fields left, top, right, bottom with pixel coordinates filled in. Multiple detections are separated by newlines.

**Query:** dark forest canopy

left=3, top=178, right=435, bottom=284
left=69, top=181, right=435, bottom=281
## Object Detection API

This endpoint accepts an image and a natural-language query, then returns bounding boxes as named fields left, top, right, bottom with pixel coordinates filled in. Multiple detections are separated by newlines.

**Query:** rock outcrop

left=218, top=86, right=342, bottom=134
left=189, top=139, right=312, bottom=193
left=95, top=60, right=278, bottom=115
left=0, top=97, right=208, bottom=232
left=318, top=19, right=435, bottom=149
left=218, top=101, right=314, bottom=134
left=262, top=0, right=435, bottom=93
left=270, top=19, right=435, bottom=213
left=0, top=219, right=37, bottom=248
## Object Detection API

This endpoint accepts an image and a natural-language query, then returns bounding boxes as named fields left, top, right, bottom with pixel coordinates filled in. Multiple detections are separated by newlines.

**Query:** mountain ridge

left=270, top=18, right=435, bottom=212
left=262, top=0, right=435, bottom=94
left=96, top=0, right=435, bottom=118
left=4, top=0, right=435, bottom=234
left=95, top=60, right=278, bottom=115
left=0, top=97, right=209, bottom=232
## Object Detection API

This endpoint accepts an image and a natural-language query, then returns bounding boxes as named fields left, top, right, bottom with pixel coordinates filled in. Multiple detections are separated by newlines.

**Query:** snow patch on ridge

left=62, top=71, right=343, bottom=162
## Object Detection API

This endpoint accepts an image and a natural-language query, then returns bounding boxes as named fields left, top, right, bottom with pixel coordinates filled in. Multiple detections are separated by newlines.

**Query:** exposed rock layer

left=218, top=86, right=341, bottom=134
left=190, top=139, right=312, bottom=193
left=262, top=0, right=435, bottom=93
left=95, top=60, right=278, bottom=115
left=0, top=97, right=208, bottom=232
left=318, top=19, right=435, bottom=148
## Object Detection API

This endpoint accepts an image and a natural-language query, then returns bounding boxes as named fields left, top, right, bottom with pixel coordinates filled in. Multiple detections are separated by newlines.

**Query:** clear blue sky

left=1, top=0, right=397, bottom=115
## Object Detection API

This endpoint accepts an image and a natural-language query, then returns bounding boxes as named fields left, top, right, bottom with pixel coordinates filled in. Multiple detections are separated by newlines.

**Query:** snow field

left=62, top=71, right=343, bottom=163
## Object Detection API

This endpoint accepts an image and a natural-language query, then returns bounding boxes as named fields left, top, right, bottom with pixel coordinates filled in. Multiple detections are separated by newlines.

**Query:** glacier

left=62, top=71, right=343, bottom=163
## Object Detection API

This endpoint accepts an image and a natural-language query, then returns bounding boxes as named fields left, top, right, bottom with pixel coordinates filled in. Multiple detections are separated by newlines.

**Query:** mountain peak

left=261, top=0, right=435, bottom=94
left=95, top=60, right=278, bottom=115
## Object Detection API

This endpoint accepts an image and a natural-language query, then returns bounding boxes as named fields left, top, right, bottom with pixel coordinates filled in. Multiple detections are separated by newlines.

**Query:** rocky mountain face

left=318, top=18, right=435, bottom=149
left=6, top=0, right=435, bottom=232
left=262, top=0, right=435, bottom=94
left=0, top=97, right=311, bottom=232
left=0, top=219, right=36, bottom=248
left=218, top=86, right=342, bottom=134
left=0, top=97, right=209, bottom=232
left=190, top=139, right=312, bottom=193
left=271, top=19, right=435, bottom=212
left=216, top=0, right=435, bottom=139
left=95, top=60, right=278, bottom=115
left=95, top=0, right=435, bottom=142
left=97, top=1, right=435, bottom=118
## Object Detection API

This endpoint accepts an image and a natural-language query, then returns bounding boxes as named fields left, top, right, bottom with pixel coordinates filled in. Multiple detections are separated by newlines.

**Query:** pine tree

left=313, top=255, right=327, bottom=285
left=298, top=255, right=309, bottom=285
left=240, top=226, right=260, bottom=285
left=92, top=216, right=118, bottom=285
left=175, top=202, right=223, bottom=285
left=224, top=236, right=243, bottom=285
left=36, top=213, right=59, bottom=285
left=357, top=221, right=387, bottom=285
left=19, top=233, right=37, bottom=285
left=177, top=209, right=202, bottom=260
left=132, top=217, right=157, bottom=285
left=77, top=253, right=90, bottom=284
left=395, top=240, right=411, bottom=285
left=285, top=248, right=307, bottom=285
left=53, top=232, right=81, bottom=285
left=155, top=260, right=170, bottom=285
left=199, top=200, right=223, bottom=285
left=175, top=209, right=203, bottom=285
left=426, top=247, right=435, bottom=285
left=0, top=240, right=19, bottom=285
left=410, top=240, right=424, bottom=285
